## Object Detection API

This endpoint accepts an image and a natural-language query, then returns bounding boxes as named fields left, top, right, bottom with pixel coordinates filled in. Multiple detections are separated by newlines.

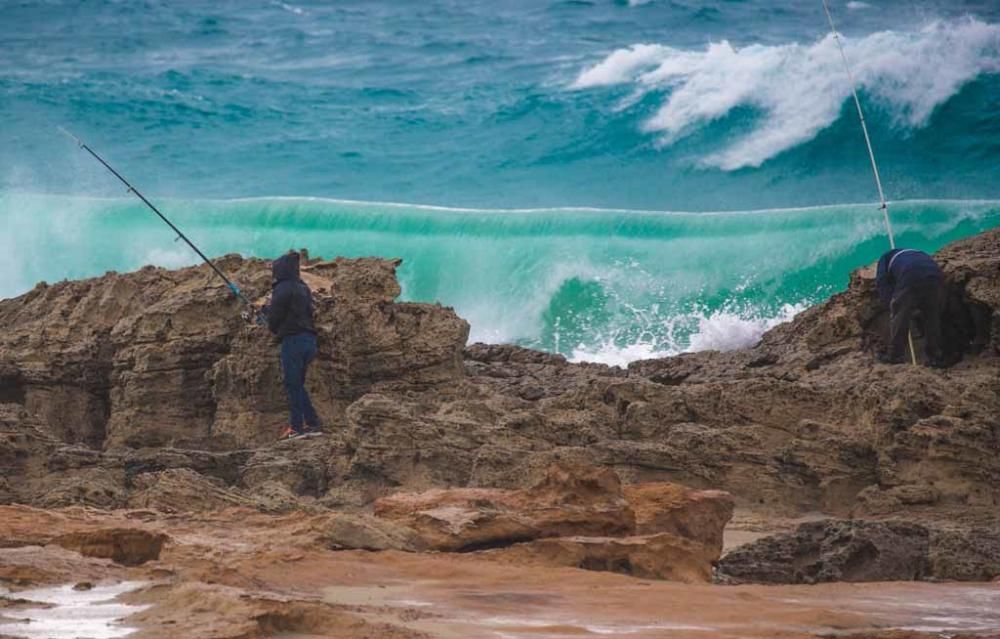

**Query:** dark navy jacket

left=875, top=249, right=942, bottom=305
left=266, top=253, right=316, bottom=338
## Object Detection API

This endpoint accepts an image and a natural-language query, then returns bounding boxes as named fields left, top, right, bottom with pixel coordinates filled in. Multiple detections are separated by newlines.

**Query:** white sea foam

left=0, top=581, right=148, bottom=639
left=847, top=1, right=871, bottom=10
left=143, top=247, right=200, bottom=270
left=568, top=302, right=805, bottom=367
left=685, top=302, right=805, bottom=352
left=572, top=18, right=1000, bottom=169
left=571, top=44, right=673, bottom=89
left=569, top=340, right=672, bottom=367
left=272, top=0, right=305, bottom=15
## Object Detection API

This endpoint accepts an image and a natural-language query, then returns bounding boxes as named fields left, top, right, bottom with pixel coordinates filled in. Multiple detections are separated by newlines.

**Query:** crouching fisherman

left=261, top=252, right=323, bottom=439
left=875, top=248, right=946, bottom=367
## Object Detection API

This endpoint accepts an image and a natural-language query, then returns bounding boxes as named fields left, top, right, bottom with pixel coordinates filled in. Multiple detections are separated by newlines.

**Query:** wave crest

left=572, top=18, right=1000, bottom=169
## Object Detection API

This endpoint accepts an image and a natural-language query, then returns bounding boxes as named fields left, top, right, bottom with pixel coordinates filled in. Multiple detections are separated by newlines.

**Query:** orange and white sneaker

left=278, top=425, right=301, bottom=440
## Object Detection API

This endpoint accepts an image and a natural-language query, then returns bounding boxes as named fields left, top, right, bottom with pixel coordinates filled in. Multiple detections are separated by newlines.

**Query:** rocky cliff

left=1, top=229, right=998, bottom=585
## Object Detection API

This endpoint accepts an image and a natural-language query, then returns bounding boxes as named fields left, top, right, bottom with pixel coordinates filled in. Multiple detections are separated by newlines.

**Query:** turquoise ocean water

left=2, top=1, right=999, bottom=363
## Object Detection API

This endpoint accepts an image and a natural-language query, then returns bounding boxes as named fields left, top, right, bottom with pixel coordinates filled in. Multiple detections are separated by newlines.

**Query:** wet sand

left=284, top=550, right=1000, bottom=638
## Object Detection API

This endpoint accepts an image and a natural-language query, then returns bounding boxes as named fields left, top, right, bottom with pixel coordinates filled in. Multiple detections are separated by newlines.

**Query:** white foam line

left=0, top=581, right=148, bottom=639
left=8, top=190, right=1000, bottom=219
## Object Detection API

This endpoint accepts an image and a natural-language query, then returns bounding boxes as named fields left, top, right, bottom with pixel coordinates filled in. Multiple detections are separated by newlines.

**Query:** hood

left=272, top=252, right=300, bottom=283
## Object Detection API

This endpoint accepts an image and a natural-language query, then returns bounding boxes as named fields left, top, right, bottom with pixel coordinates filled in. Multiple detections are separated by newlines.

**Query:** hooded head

left=272, top=252, right=300, bottom=283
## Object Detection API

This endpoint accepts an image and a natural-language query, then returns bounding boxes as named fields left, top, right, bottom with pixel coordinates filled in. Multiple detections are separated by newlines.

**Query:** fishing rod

left=820, top=0, right=917, bottom=365
left=59, top=127, right=253, bottom=308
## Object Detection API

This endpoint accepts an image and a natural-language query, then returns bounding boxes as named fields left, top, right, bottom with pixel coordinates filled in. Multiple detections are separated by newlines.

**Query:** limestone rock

left=318, top=513, right=426, bottom=552
left=623, top=483, right=734, bottom=554
left=927, top=524, right=1000, bottom=581
left=490, top=532, right=715, bottom=583
left=240, top=436, right=343, bottom=497
left=0, top=255, right=468, bottom=452
left=0, top=476, right=13, bottom=504
left=249, top=480, right=310, bottom=513
left=33, top=467, right=128, bottom=509
left=343, top=389, right=508, bottom=492
left=373, top=462, right=635, bottom=551
left=0, top=404, right=59, bottom=505
left=54, top=528, right=168, bottom=566
left=716, top=519, right=930, bottom=584
left=128, top=468, right=253, bottom=512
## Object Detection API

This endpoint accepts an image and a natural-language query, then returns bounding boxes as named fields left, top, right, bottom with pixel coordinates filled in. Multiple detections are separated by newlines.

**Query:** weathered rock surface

left=372, top=462, right=637, bottom=551
left=717, top=517, right=1000, bottom=584
left=716, top=519, right=931, bottom=584
left=317, top=513, right=427, bottom=552
left=127, top=468, right=254, bottom=512
left=6, top=505, right=992, bottom=639
left=623, top=483, right=734, bottom=554
left=489, top=532, right=716, bottom=583
left=927, top=524, right=1000, bottom=582
left=0, top=229, right=998, bottom=584
left=0, top=255, right=468, bottom=452
left=366, top=461, right=731, bottom=581
left=54, top=528, right=168, bottom=566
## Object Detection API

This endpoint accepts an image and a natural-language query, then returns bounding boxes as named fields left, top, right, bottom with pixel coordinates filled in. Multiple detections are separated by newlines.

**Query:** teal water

left=3, top=193, right=997, bottom=363
left=2, top=1, right=1000, bottom=363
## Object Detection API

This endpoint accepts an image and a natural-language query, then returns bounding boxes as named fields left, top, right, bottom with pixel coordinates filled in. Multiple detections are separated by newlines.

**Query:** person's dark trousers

left=889, top=276, right=946, bottom=363
left=280, top=332, right=320, bottom=432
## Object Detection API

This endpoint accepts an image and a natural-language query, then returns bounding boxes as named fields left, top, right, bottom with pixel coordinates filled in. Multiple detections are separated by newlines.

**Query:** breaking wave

left=572, top=18, right=1000, bottom=169
left=2, top=192, right=998, bottom=364
left=568, top=302, right=806, bottom=366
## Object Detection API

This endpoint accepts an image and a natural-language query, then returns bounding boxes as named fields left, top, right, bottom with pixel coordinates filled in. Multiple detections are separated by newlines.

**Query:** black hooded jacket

left=266, top=253, right=316, bottom=338
left=875, top=249, right=943, bottom=305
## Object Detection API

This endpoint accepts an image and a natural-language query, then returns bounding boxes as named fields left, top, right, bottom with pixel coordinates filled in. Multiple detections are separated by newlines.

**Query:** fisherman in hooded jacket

left=262, top=252, right=322, bottom=439
left=874, top=248, right=946, bottom=367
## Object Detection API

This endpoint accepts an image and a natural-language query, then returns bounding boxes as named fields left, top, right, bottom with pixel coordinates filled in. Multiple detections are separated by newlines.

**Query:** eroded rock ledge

left=1, top=229, right=999, bottom=586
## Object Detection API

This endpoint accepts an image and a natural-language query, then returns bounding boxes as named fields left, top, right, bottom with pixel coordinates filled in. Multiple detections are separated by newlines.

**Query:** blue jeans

left=280, top=333, right=320, bottom=432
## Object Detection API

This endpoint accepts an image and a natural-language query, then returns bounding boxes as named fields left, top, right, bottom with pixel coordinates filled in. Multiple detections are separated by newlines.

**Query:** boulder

left=623, top=482, right=734, bottom=554
left=927, top=524, right=1000, bottom=581
left=54, top=528, right=168, bottom=566
left=373, top=462, right=635, bottom=551
left=317, top=514, right=426, bottom=552
left=716, top=519, right=930, bottom=584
